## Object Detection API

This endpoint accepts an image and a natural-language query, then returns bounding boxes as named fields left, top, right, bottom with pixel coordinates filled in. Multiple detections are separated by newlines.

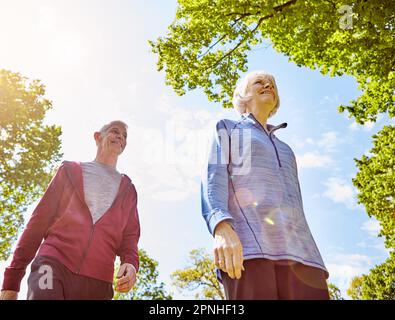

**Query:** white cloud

left=348, top=121, right=359, bottom=131
left=320, top=94, right=339, bottom=105
left=326, top=252, right=373, bottom=299
left=294, top=131, right=342, bottom=155
left=322, top=177, right=359, bottom=210
left=305, top=137, right=315, bottom=145
left=293, top=131, right=344, bottom=169
left=358, top=219, right=391, bottom=255
left=357, top=240, right=391, bottom=255
left=348, top=114, right=384, bottom=132
left=348, top=121, right=375, bottom=132
left=295, top=152, right=333, bottom=168
left=316, top=131, right=340, bottom=152
left=361, top=219, right=381, bottom=237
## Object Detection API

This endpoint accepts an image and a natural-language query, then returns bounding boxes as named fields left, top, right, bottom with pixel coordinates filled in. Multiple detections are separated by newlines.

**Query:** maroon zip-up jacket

left=2, top=161, right=140, bottom=292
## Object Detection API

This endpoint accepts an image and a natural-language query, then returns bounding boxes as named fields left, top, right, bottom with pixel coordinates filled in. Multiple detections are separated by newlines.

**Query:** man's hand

left=115, top=263, right=137, bottom=293
left=213, top=221, right=245, bottom=280
left=0, top=290, right=18, bottom=300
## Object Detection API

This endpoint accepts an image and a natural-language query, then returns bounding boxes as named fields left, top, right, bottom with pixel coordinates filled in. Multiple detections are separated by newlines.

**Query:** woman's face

left=248, top=76, right=277, bottom=110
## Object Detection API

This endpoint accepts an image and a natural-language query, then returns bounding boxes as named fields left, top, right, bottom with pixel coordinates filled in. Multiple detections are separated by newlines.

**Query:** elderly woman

left=201, top=71, right=329, bottom=300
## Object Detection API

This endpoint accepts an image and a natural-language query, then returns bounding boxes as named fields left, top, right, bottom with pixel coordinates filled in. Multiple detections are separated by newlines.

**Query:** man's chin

left=107, top=148, right=123, bottom=157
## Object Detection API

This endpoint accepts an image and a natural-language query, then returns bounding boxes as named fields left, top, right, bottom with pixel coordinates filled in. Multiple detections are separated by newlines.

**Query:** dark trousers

left=221, top=258, right=330, bottom=300
left=27, top=256, right=114, bottom=300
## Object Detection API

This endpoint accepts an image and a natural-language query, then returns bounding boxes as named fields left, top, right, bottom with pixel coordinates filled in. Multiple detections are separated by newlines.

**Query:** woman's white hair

left=232, top=70, right=280, bottom=118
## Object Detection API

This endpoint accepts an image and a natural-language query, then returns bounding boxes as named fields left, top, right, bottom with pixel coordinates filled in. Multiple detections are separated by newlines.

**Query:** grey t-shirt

left=81, top=160, right=122, bottom=224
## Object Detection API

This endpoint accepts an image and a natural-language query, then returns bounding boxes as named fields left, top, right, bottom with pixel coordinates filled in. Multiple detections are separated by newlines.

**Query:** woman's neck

left=249, top=110, right=269, bottom=131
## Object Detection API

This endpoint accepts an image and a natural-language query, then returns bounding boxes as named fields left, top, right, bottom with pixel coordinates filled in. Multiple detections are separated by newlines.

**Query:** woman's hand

left=213, top=221, right=245, bottom=279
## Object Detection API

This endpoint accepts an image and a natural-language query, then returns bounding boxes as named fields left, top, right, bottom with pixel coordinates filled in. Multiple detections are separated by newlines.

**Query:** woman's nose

left=264, top=83, right=273, bottom=89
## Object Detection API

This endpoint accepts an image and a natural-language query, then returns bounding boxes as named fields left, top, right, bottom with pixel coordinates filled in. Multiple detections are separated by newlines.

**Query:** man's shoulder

left=122, top=173, right=132, bottom=184
left=121, top=174, right=138, bottom=194
left=60, top=160, right=79, bottom=168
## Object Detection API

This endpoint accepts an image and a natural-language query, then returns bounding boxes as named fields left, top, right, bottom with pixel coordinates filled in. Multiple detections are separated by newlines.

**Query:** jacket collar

left=63, top=161, right=131, bottom=206
left=241, top=113, right=287, bottom=137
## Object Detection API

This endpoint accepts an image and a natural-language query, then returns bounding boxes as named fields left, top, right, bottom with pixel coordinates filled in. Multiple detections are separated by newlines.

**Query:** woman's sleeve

left=200, top=120, right=234, bottom=236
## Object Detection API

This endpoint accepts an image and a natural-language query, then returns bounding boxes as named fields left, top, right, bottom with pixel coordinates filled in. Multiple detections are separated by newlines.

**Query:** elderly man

left=1, top=120, right=140, bottom=300
left=201, top=71, right=330, bottom=300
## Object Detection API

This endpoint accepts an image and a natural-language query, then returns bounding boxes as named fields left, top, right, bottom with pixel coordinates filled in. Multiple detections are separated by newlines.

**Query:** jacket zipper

left=76, top=225, right=95, bottom=274
left=254, top=120, right=287, bottom=168
left=269, top=135, right=282, bottom=167
left=75, top=186, right=130, bottom=274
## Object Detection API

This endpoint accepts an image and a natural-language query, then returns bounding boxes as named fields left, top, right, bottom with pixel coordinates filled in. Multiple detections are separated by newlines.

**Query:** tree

left=113, top=249, right=172, bottom=300
left=150, top=0, right=394, bottom=124
left=171, top=248, right=225, bottom=300
left=347, top=275, right=365, bottom=300
left=353, top=126, right=395, bottom=249
left=350, top=122, right=395, bottom=300
left=328, top=283, right=344, bottom=300
left=347, top=252, right=395, bottom=300
left=0, top=69, right=62, bottom=261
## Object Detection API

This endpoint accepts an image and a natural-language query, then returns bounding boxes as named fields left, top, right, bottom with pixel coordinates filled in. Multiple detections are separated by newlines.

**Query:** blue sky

left=0, top=0, right=392, bottom=299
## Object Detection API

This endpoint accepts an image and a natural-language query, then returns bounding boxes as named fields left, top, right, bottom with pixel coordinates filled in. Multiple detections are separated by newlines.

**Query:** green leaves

left=113, top=249, right=172, bottom=300
left=328, top=283, right=344, bottom=300
left=151, top=0, right=394, bottom=118
left=347, top=252, right=395, bottom=300
left=353, top=125, right=395, bottom=249
left=349, top=125, right=395, bottom=300
left=0, top=69, right=62, bottom=261
left=171, top=248, right=224, bottom=300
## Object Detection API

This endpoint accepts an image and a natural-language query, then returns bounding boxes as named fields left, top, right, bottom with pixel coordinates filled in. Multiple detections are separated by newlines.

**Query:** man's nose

left=116, top=134, right=124, bottom=143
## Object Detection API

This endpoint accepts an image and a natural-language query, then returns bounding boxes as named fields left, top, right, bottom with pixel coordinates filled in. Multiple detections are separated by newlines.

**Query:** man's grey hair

left=99, top=120, right=128, bottom=134
left=232, top=71, right=280, bottom=118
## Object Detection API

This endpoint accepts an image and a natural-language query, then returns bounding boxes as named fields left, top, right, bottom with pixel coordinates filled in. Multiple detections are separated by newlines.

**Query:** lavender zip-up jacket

left=201, top=113, right=328, bottom=276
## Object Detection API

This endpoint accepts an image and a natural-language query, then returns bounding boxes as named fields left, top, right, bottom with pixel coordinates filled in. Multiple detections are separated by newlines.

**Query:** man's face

left=97, top=124, right=127, bottom=155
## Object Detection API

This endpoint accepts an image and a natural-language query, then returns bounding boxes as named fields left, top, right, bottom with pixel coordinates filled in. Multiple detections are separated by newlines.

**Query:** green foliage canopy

left=347, top=252, right=395, bottom=300
left=0, top=69, right=62, bottom=260
left=151, top=0, right=394, bottom=124
left=171, top=248, right=224, bottom=300
left=113, top=249, right=172, bottom=300
left=353, top=125, right=395, bottom=249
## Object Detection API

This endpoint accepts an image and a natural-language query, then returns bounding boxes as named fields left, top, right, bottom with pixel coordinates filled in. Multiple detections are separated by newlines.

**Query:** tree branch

left=207, top=17, right=264, bottom=71
left=198, top=16, right=245, bottom=59
left=273, top=0, right=298, bottom=13
left=205, top=0, right=298, bottom=71
left=225, top=0, right=297, bottom=18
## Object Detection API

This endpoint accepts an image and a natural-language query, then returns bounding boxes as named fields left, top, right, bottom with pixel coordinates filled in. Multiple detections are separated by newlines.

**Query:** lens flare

left=265, top=217, right=275, bottom=225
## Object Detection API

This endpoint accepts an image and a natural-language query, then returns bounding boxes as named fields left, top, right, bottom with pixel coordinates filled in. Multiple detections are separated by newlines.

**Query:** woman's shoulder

left=214, top=118, right=245, bottom=132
